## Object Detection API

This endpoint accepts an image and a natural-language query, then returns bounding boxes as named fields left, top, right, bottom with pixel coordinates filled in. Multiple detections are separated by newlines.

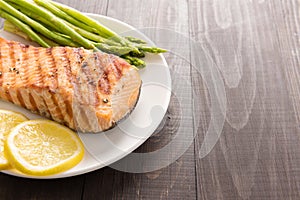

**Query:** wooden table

left=0, top=0, right=300, bottom=199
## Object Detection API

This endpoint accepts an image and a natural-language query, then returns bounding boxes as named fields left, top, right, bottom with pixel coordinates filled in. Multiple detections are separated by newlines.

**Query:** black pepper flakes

left=81, top=62, right=87, bottom=68
left=103, top=98, right=109, bottom=103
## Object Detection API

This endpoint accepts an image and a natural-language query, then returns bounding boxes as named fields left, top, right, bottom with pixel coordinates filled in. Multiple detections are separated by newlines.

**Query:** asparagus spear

left=48, top=0, right=123, bottom=42
left=0, top=9, right=50, bottom=47
left=7, top=2, right=60, bottom=32
left=94, top=43, right=133, bottom=56
left=38, top=35, right=59, bottom=46
left=122, top=55, right=146, bottom=69
left=129, top=50, right=145, bottom=58
left=125, top=36, right=147, bottom=44
left=137, top=46, right=167, bottom=54
left=33, top=0, right=99, bottom=35
left=63, top=20, right=121, bottom=46
left=4, top=0, right=95, bottom=49
left=3, top=17, right=31, bottom=41
left=3, top=20, right=59, bottom=46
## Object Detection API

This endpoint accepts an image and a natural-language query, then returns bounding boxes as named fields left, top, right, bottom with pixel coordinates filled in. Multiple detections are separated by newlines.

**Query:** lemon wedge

left=0, top=110, right=28, bottom=170
left=5, top=119, right=84, bottom=176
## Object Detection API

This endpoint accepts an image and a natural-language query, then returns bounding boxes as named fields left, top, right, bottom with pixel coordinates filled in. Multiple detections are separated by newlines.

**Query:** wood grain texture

left=0, top=0, right=299, bottom=199
left=190, top=0, right=300, bottom=199
left=0, top=173, right=85, bottom=200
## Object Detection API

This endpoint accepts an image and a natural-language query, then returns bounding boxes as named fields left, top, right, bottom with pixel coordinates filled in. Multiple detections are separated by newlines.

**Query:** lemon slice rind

left=5, top=120, right=84, bottom=176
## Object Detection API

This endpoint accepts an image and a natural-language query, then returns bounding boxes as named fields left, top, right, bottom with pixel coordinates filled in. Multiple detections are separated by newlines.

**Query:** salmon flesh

left=0, top=38, right=142, bottom=132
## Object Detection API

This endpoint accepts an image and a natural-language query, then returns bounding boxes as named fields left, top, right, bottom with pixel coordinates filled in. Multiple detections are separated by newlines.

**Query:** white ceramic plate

left=0, top=14, right=171, bottom=179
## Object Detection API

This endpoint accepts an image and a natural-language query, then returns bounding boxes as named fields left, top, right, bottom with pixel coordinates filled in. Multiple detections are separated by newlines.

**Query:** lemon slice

left=0, top=110, right=28, bottom=170
left=5, top=120, right=84, bottom=176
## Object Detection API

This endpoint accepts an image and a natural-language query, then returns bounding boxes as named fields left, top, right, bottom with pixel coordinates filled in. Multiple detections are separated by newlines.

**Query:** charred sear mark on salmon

left=94, top=53, right=99, bottom=61
left=81, top=62, right=87, bottom=69
left=98, top=72, right=111, bottom=95
left=111, top=57, right=124, bottom=80
left=46, top=47, right=58, bottom=83
left=46, top=47, right=53, bottom=53
left=33, top=47, right=42, bottom=88
left=62, top=47, right=72, bottom=81
left=78, top=48, right=85, bottom=63
left=19, top=43, right=30, bottom=50
left=7, top=41, right=14, bottom=48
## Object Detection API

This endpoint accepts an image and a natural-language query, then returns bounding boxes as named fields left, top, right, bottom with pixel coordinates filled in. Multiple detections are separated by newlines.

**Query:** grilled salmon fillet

left=0, top=37, right=142, bottom=132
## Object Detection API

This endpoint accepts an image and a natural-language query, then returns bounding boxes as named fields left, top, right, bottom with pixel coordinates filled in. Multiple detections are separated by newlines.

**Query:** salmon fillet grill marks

left=0, top=38, right=142, bottom=132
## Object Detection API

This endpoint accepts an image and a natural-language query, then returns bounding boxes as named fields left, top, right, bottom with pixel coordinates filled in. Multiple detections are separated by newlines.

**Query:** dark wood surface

left=0, top=0, right=300, bottom=199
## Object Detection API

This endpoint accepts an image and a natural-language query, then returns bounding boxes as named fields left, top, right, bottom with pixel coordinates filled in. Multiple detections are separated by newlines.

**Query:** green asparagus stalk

left=94, top=43, right=133, bottom=56
left=33, top=0, right=99, bottom=35
left=129, top=50, right=145, bottom=58
left=0, top=9, right=50, bottom=47
left=122, top=55, right=146, bottom=69
left=3, top=18, right=30, bottom=41
left=137, top=46, right=167, bottom=54
left=48, top=0, right=123, bottom=41
left=7, top=2, right=61, bottom=32
left=124, top=36, right=167, bottom=54
left=63, top=20, right=121, bottom=46
left=125, top=36, right=147, bottom=44
left=3, top=20, right=59, bottom=46
left=128, top=45, right=168, bottom=56
left=35, top=33, right=59, bottom=46
left=4, top=0, right=95, bottom=49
